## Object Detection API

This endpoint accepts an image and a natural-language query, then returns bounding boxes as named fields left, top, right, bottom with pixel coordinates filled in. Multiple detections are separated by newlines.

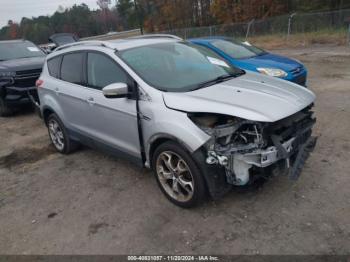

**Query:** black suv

left=0, top=39, right=45, bottom=116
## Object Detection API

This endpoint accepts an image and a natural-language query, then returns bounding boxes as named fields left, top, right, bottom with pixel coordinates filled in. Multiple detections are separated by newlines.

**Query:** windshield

left=119, top=42, right=243, bottom=92
left=0, top=41, right=45, bottom=61
left=211, top=39, right=266, bottom=59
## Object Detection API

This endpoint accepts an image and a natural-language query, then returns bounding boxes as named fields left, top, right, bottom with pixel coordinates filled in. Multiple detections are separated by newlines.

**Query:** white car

left=37, top=37, right=317, bottom=207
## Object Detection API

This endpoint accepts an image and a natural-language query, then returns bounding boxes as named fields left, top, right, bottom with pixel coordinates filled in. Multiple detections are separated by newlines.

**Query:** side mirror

left=102, top=83, right=129, bottom=98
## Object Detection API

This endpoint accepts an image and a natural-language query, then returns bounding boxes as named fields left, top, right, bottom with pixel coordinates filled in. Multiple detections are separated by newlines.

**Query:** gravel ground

left=0, top=45, right=349, bottom=255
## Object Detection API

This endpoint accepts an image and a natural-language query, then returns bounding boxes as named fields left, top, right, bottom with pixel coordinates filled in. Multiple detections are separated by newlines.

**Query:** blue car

left=189, top=37, right=307, bottom=86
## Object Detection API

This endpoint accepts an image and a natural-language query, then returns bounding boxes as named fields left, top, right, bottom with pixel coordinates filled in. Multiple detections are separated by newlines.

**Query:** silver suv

left=38, top=38, right=317, bottom=207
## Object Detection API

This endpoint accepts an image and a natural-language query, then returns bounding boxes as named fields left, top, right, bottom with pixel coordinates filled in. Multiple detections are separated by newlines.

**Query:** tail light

left=36, top=79, right=44, bottom=88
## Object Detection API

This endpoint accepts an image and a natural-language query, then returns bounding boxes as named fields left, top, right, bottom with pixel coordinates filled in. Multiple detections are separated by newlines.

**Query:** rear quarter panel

left=38, top=64, right=66, bottom=123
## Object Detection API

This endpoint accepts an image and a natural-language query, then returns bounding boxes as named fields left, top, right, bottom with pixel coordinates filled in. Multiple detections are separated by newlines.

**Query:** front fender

left=145, top=132, right=194, bottom=168
left=140, top=103, right=211, bottom=167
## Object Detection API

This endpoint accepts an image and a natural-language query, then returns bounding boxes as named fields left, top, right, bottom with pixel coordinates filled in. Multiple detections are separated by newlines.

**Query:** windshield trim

left=116, top=42, right=245, bottom=93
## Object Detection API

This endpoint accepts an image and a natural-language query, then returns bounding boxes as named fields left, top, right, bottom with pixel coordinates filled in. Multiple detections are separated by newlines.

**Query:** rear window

left=47, top=56, right=62, bottom=78
left=60, top=53, right=84, bottom=85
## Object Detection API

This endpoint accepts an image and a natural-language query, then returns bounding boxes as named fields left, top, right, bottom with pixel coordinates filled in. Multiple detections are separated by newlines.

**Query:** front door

left=83, top=51, right=141, bottom=160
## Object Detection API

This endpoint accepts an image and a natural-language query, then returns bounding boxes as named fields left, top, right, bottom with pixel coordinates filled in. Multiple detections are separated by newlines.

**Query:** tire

left=0, top=97, right=13, bottom=117
left=47, top=113, right=79, bottom=154
left=152, top=141, right=207, bottom=208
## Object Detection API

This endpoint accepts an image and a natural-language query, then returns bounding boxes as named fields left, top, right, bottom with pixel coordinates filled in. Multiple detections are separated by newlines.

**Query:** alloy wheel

left=156, top=151, right=194, bottom=202
left=48, top=119, right=65, bottom=151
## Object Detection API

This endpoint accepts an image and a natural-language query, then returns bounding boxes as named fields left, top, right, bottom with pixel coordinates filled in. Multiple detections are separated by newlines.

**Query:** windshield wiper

left=192, top=73, right=241, bottom=91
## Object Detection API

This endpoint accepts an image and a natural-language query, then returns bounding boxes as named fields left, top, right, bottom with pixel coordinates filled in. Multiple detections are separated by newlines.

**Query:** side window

left=87, top=52, right=127, bottom=90
left=47, top=56, right=62, bottom=79
left=61, top=53, right=84, bottom=84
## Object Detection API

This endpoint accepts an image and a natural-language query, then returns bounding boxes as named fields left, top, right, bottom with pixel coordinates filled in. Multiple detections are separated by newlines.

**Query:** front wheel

left=152, top=141, right=207, bottom=208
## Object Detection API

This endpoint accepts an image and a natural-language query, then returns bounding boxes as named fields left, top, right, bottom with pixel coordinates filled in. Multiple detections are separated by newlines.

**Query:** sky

left=0, top=0, right=104, bottom=27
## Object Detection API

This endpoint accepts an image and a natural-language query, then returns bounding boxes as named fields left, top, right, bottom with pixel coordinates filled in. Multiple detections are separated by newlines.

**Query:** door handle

left=54, top=87, right=60, bottom=94
left=86, top=97, right=95, bottom=105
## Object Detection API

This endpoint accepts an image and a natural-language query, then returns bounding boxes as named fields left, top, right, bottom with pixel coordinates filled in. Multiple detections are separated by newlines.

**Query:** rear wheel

left=47, top=113, right=78, bottom=154
left=152, top=141, right=207, bottom=208
left=0, top=97, right=13, bottom=117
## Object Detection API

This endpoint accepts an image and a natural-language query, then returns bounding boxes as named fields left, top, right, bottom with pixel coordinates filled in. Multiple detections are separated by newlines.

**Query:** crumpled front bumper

left=227, top=135, right=317, bottom=185
left=206, top=119, right=317, bottom=186
left=234, top=137, right=297, bottom=168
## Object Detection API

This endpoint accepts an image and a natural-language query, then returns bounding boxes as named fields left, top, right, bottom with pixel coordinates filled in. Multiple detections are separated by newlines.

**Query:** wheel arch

left=40, top=93, right=66, bottom=126
left=147, top=133, right=194, bottom=169
left=42, top=106, right=56, bottom=126
left=148, top=135, right=231, bottom=201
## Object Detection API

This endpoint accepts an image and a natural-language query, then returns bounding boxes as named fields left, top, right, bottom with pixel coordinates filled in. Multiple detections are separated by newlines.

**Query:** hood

left=163, top=72, right=315, bottom=122
left=49, top=33, right=79, bottom=47
left=240, top=53, right=302, bottom=72
left=0, top=56, right=45, bottom=72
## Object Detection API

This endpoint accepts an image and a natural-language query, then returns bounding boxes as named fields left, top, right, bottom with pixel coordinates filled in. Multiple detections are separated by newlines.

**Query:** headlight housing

left=0, top=71, right=16, bottom=78
left=257, top=68, right=288, bottom=78
left=188, top=113, right=238, bottom=130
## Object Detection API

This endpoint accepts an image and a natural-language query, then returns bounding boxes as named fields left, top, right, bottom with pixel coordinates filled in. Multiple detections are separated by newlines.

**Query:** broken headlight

left=188, top=113, right=265, bottom=153
left=188, top=113, right=238, bottom=130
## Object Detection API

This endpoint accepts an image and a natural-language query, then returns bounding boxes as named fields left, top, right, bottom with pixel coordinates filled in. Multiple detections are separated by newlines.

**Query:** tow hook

left=27, top=89, right=40, bottom=108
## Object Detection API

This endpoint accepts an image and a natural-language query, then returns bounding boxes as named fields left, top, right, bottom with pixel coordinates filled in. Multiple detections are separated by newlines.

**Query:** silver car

left=37, top=38, right=317, bottom=207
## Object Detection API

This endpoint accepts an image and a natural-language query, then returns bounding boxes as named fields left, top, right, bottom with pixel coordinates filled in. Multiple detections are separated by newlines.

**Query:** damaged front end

left=189, top=105, right=317, bottom=186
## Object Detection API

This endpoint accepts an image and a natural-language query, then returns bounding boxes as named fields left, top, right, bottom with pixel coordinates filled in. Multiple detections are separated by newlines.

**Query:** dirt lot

left=0, top=45, right=349, bottom=255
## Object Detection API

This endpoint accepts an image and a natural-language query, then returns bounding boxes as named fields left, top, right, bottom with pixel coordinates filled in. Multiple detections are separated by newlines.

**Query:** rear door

left=56, top=51, right=91, bottom=135
left=83, top=51, right=141, bottom=160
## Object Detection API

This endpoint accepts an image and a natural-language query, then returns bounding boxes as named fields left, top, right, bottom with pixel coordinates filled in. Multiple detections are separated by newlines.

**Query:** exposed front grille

left=16, top=69, right=42, bottom=79
left=14, top=69, right=41, bottom=88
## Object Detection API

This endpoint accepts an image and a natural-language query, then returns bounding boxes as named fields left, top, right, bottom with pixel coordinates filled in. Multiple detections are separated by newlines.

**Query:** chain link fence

left=160, top=9, right=350, bottom=44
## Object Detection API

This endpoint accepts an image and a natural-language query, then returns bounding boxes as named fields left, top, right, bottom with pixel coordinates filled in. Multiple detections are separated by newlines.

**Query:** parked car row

left=0, top=39, right=45, bottom=116
left=1, top=35, right=316, bottom=207
left=0, top=34, right=308, bottom=117
left=0, top=33, right=80, bottom=116
left=189, top=37, right=308, bottom=86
